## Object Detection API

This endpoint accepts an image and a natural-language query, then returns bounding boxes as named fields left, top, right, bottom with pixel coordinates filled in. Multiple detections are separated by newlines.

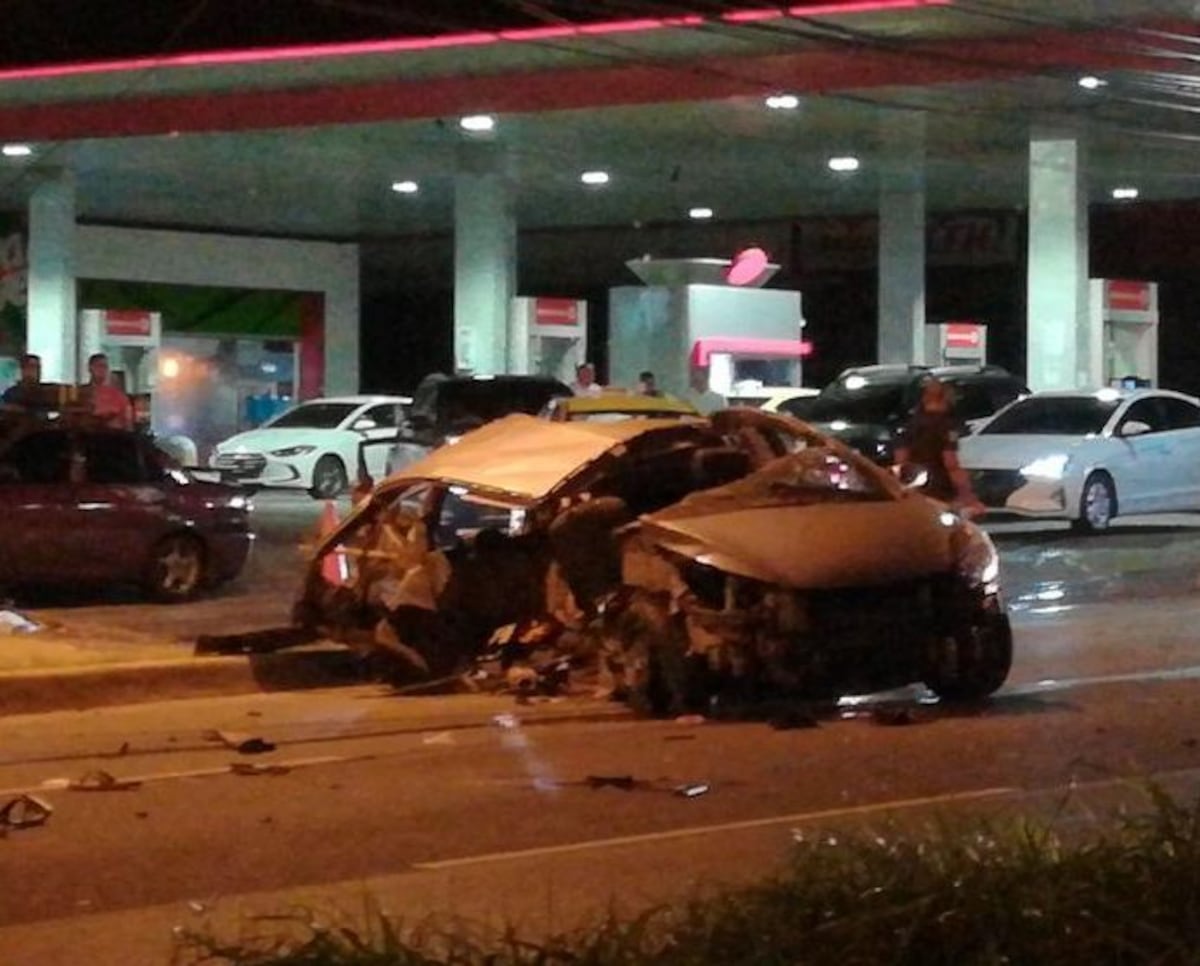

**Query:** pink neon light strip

left=724, top=0, right=949, bottom=21
left=0, top=2, right=944, bottom=84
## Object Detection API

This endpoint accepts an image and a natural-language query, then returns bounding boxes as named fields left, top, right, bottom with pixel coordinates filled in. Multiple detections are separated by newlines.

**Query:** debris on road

left=0, top=609, right=42, bottom=635
left=491, top=714, right=520, bottom=730
left=69, top=769, right=142, bottom=792
left=585, top=774, right=639, bottom=791
left=869, top=706, right=926, bottom=727
left=674, top=783, right=711, bottom=798
left=205, top=730, right=278, bottom=754
left=0, top=793, right=53, bottom=829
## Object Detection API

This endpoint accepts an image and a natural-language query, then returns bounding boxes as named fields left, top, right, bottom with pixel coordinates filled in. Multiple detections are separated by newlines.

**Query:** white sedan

left=960, top=387, right=1200, bottom=532
left=210, top=395, right=411, bottom=499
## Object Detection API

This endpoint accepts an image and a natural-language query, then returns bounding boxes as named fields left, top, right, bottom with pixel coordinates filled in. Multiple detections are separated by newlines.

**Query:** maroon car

left=0, top=418, right=252, bottom=601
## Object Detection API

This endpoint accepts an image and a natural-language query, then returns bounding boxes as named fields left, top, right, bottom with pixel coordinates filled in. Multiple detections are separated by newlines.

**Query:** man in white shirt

left=683, top=366, right=727, bottom=415
left=571, top=362, right=603, bottom=397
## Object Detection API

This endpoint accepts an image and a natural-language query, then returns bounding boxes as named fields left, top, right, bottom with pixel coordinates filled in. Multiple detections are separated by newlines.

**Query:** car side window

left=951, top=382, right=994, bottom=422
left=1120, top=398, right=1164, bottom=434
left=364, top=404, right=398, bottom=430
left=1157, top=397, right=1200, bottom=431
left=989, top=379, right=1026, bottom=412
left=0, top=431, right=73, bottom=484
left=82, top=432, right=149, bottom=485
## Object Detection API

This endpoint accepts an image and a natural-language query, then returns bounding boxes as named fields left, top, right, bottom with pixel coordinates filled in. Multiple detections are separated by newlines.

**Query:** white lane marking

left=411, top=787, right=1017, bottom=870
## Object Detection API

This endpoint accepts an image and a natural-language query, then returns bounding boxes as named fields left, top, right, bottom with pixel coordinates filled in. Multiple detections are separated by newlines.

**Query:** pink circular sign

left=725, top=247, right=769, bottom=286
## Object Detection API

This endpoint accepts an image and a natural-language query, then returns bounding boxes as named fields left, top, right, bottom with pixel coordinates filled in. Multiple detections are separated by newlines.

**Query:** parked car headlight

left=1020, top=453, right=1068, bottom=479
left=270, top=445, right=317, bottom=457
left=954, top=524, right=1001, bottom=594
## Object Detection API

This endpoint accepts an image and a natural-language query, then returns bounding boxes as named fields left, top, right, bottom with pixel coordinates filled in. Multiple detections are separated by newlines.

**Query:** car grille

left=213, top=452, right=267, bottom=477
left=970, top=469, right=1024, bottom=507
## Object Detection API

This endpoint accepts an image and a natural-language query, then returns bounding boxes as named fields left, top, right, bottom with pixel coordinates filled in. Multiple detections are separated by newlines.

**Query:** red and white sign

left=944, top=322, right=983, bottom=350
left=533, top=297, right=579, bottom=327
left=1105, top=279, right=1152, bottom=313
left=103, top=308, right=154, bottom=338
left=690, top=336, right=812, bottom=367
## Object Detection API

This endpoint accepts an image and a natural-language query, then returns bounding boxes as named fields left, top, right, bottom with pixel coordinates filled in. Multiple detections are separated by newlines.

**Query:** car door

left=0, top=429, right=80, bottom=584
left=1112, top=397, right=1171, bottom=513
left=68, top=431, right=174, bottom=582
left=357, top=402, right=403, bottom=480
left=1151, top=395, right=1200, bottom=509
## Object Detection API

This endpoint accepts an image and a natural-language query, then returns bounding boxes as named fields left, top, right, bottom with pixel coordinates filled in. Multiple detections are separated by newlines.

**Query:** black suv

left=387, top=373, right=572, bottom=474
left=779, top=364, right=1028, bottom=465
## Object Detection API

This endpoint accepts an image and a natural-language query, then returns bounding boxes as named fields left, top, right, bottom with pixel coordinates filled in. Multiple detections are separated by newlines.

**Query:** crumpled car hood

left=638, top=496, right=955, bottom=588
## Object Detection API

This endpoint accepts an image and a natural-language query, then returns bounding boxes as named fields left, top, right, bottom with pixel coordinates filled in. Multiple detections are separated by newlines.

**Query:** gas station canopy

left=0, top=1, right=1196, bottom=240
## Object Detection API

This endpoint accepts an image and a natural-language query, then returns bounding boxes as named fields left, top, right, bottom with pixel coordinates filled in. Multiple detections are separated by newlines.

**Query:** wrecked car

left=294, top=409, right=1011, bottom=711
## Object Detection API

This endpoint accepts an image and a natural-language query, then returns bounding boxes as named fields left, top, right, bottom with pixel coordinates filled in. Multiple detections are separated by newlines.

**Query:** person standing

left=571, top=362, right=603, bottom=397
left=84, top=352, right=133, bottom=429
left=893, top=376, right=984, bottom=517
left=682, top=366, right=727, bottom=415
left=636, top=370, right=662, bottom=397
left=1, top=352, right=42, bottom=408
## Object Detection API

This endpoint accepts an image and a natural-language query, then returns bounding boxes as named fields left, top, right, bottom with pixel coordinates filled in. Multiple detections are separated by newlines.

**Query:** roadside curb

left=0, top=647, right=366, bottom=717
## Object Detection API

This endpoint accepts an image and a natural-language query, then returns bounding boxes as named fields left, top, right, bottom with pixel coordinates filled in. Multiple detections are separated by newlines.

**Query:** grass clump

left=178, top=787, right=1200, bottom=966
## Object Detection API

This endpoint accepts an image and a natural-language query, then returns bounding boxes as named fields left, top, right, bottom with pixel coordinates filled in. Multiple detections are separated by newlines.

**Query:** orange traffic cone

left=318, top=499, right=349, bottom=586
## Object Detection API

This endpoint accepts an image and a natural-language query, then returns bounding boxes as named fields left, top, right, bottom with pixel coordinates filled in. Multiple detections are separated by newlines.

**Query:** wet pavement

left=989, top=514, right=1200, bottom=615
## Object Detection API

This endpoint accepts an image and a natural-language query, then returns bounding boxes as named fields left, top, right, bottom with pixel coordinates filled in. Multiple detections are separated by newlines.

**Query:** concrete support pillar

left=323, top=243, right=360, bottom=395
left=1027, top=134, right=1093, bottom=390
left=26, top=170, right=77, bottom=382
left=454, top=142, right=516, bottom=375
left=877, top=111, right=927, bottom=366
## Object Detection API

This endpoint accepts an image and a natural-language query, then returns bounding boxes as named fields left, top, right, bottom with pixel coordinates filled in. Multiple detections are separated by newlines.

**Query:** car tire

left=924, top=608, right=1013, bottom=702
left=309, top=455, right=348, bottom=500
left=144, top=533, right=206, bottom=603
left=1071, top=471, right=1116, bottom=534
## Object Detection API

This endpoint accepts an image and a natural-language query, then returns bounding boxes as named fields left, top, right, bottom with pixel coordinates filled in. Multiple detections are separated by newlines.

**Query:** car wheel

left=309, top=455, right=348, bottom=500
left=144, top=533, right=205, bottom=603
left=924, top=608, right=1013, bottom=702
left=1072, top=471, right=1116, bottom=534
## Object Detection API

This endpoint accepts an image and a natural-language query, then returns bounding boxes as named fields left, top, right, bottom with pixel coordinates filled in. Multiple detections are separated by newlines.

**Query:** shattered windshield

left=676, top=446, right=889, bottom=511
left=434, top=486, right=528, bottom=549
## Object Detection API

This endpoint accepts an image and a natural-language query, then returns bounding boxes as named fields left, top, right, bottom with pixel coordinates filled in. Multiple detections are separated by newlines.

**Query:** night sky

left=0, top=1, right=747, bottom=68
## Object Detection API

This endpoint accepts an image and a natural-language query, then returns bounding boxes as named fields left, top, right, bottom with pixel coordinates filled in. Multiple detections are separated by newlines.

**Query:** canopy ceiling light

left=765, top=93, right=800, bottom=110
left=459, top=114, right=496, bottom=133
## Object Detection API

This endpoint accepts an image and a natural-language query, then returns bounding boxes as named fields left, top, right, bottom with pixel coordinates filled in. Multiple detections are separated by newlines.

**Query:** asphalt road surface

left=4, top=495, right=1200, bottom=962
left=2, top=615, right=1200, bottom=959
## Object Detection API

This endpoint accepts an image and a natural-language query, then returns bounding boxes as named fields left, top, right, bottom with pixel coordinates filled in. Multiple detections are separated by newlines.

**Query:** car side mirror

left=1120, top=419, right=1152, bottom=438
left=352, top=417, right=378, bottom=432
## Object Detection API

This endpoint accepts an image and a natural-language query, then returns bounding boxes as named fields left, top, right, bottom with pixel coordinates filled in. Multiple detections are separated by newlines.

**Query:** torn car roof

left=378, top=413, right=708, bottom=501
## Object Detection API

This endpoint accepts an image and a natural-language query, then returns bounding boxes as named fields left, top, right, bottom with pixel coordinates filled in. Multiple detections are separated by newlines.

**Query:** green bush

left=178, top=787, right=1200, bottom=966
